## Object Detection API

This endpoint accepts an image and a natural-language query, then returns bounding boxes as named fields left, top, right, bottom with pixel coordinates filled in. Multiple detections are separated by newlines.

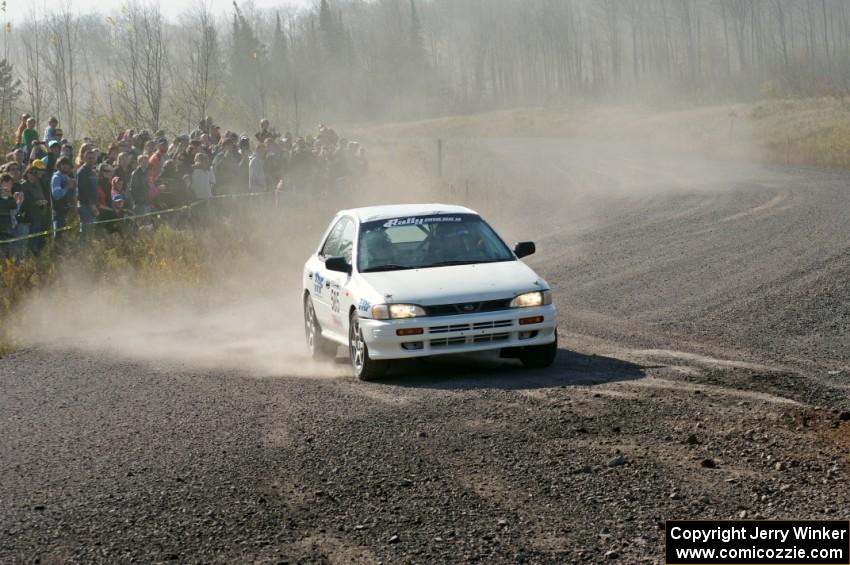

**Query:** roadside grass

left=0, top=222, right=223, bottom=356
left=356, top=97, right=850, bottom=170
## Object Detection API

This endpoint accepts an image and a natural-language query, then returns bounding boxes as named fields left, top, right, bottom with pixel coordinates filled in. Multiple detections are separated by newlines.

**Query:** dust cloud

left=9, top=149, right=451, bottom=377
left=10, top=106, right=766, bottom=376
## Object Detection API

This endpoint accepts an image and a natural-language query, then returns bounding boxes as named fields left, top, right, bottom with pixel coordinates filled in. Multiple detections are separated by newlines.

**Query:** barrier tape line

left=0, top=192, right=271, bottom=245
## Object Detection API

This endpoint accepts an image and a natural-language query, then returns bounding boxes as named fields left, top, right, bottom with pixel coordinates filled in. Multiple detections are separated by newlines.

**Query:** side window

left=338, top=219, right=356, bottom=263
left=320, top=218, right=347, bottom=258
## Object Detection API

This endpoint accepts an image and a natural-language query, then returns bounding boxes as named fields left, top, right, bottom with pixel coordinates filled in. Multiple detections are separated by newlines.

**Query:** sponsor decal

left=383, top=216, right=462, bottom=228
left=330, top=287, right=341, bottom=313
left=313, top=272, right=325, bottom=296
left=358, top=299, right=371, bottom=312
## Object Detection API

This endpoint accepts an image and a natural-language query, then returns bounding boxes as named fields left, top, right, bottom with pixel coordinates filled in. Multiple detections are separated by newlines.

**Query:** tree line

left=0, top=0, right=847, bottom=139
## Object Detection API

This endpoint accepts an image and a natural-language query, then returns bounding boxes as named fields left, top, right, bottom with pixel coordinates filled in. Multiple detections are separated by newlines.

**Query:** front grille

left=472, top=320, right=513, bottom=330
left=430, top=333, right=511, bottom=348
left=472, top=333, right=510, bottom=344
left=431, top=337, right=467, bottom=348
left=429, top=323, right=471, bottom=334
left=429, top=320, right=513, bottom=335
left=424, top=298, right=512, bottom=317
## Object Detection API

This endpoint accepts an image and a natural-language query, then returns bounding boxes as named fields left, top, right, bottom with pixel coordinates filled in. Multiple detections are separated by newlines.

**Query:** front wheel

left=349, top=312, right=388, bottom=380
left=519, top=333, right=558, bottom=369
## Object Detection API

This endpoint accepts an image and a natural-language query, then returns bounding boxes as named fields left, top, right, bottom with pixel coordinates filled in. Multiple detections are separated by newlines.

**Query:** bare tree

left=44, top=7, right=78, bottom=138
left=20, top=16, right=50, bottom=122
left=177, top=1, right=221, bottom=126
left=112, top=2, right=168, bottom=131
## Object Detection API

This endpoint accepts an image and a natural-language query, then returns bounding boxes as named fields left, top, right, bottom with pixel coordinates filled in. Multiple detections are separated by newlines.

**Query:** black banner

left=665, top=520, right=850, bottom=564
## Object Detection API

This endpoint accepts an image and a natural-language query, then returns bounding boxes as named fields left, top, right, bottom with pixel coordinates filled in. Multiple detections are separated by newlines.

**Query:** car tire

left=349, top=311, right=388, bottom=380
left=519, top=333, right=558, bottom=369
left=304, top=296, right=338, bottom=359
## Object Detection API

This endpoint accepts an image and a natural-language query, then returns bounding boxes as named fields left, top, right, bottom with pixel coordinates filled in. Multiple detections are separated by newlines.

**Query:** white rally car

left=302, top=204, right=558, bottom=379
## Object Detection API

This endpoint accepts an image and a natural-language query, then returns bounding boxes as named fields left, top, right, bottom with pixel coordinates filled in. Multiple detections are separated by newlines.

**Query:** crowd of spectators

left=0, top=114, right=368, bottom=259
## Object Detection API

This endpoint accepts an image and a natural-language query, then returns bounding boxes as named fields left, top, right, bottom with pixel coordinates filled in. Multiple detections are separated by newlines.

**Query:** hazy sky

left=8, top=0, right=313, bottom=23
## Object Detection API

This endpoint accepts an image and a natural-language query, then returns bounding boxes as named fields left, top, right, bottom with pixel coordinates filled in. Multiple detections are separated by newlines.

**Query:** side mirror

left=325, top=256, right=352, bottom=274
left=514, top=241, right=536, bottom=259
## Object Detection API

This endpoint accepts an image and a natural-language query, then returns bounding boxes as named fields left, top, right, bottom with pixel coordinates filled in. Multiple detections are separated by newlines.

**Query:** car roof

left=342, top=203, right=479, bottom=223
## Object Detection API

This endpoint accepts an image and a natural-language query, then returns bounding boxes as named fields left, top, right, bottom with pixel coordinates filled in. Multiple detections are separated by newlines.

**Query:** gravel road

left=2, top=139, right=849, bottom=564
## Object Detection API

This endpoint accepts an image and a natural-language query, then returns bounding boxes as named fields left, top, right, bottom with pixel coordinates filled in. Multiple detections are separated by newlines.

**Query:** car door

left=312, top=217, right=347, bottom=331
left=323, top=217, right=357, bottom=334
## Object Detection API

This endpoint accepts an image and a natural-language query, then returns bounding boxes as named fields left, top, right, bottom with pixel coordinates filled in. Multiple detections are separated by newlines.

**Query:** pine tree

left=408, top=0, right=427, bottom=72
left=0, top=58, right=22, bottom=132
left=271, top=11, right=290, bottom=84
left=319, top=0, right=341, bottom=61
left=230, top=2, right=267, bottom=120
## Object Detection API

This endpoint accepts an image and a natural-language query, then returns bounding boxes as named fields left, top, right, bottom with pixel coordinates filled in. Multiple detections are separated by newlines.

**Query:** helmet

left=361, top=229, right=394, bottom=269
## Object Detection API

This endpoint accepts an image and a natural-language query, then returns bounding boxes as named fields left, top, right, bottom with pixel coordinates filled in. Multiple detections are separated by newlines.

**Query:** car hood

left=359, top=261, right=547, bottom=305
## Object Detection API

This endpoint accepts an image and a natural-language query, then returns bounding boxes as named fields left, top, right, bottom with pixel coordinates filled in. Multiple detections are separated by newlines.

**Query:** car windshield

left=358, top=213, right=515, bottom=272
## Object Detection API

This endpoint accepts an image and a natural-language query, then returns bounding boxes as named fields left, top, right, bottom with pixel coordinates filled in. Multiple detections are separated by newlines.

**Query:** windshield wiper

left=425, top=259, right=508, bottom=268
left=361, top=264, right=416, bottom=273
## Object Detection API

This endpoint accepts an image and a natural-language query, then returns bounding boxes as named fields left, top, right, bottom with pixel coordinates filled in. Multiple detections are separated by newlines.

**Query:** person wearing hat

left=16, top=161, right=50, bottom=253
left=103, top=193, right=135, bottom=236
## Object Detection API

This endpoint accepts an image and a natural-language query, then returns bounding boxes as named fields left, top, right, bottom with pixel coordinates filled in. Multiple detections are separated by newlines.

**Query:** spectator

left=157, top=159, right=190, bottom=207
left=118, top=138, right=135, bottom=162
left=5, top=160, right=22, bottom=183
left=21, top=117, right=39, bottom=162
left=190, top=152, right=215, bottom=200
left=11, top=149, right=24, bottom=172
left=255, top=119, right=278, bottom=143
left=95, top=163, right=115, bottom=216
left=263, top=137, right=284, bottom=188
left=76, top=142, right=93, bottom=168
left=129, top=154, right=151, bottom=214
left=288, top=139, right=314, bottom=192
left=51, top=157, right=76, bottom=234
left=16, top=161, right=49, bottom=254
left=14, top=114, right=30, bottom=146
left=104, top=194, right=134, bottom=235
left=211, top=138, right=238, bottom=196
left=104, top=143, right=119, bottom=165
left=0, top=173, right=24, bottom=258
left=143, top=139, right=156, bottom=158
left=41, top=140, right=61, bottom=200
left=60, top=143, right=73, bottom=161
left=76, top=149, right=99, bottom=242
left=248, top=143, right=267, bottom=193
left=44, top=117, right=60, bottom=143
left=209, top=124, right=221, bottom=145
left=28, top=140, right=46, bottom=164
left=113, top=152, right=132, bottom=192
left=173, top=150, right=192, bottom=181
left=148, top=138, right=168, bottom=183
left=237, top=136, right=251, bottom=191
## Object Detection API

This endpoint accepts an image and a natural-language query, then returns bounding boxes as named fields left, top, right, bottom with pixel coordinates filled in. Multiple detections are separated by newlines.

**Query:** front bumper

left=358, top=305, right=557, bottom=360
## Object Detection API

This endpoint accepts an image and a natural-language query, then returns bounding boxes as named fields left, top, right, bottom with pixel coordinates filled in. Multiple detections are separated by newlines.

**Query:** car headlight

left=509, top=290, right=552, bottom=308
left=371, top=304, right=426, bottom=320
